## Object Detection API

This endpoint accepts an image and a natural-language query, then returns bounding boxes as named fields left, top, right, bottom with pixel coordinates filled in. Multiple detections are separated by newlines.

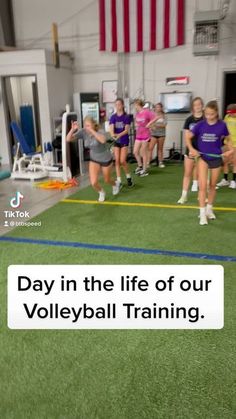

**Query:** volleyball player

left=148, top=103, right=167, bottom=168
left=133, top=99, right=158, bottom=177
left=109, top=98, right=133, bottom=187
left=178, top=97, right=204, bottom=204
left=67, top=116, right=119, bottom=202
left=186, top=100, right=233, bottom=225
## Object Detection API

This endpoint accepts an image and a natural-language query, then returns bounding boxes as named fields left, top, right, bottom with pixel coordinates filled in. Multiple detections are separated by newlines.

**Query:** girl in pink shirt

left=134, top=99, right=158, bottom=177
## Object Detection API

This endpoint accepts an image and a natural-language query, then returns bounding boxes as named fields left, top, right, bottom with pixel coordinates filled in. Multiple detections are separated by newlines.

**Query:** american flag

left=99, top=0, right=185, bottom=53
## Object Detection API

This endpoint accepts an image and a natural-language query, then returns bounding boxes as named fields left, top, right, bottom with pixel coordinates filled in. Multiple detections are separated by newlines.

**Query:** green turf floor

left=0, top=163, right=235, bottom=419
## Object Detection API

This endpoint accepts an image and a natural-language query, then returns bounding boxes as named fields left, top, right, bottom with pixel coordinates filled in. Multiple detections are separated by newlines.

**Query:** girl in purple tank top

left=186, top=100, right=233, bottom=225
left=109, top=98, right=133, bottom=188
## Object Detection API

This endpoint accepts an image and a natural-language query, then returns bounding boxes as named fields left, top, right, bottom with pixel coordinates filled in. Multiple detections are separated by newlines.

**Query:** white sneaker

left=135, top=167, right=142, bottom=175
left=199, top=214, right=208, bottom=225
left=229, top=180, right=236, bottom=189
left=206, top=210, right=216, bottom=220
left=98, top=190, right=106, bottom=202
left=117, top=181, right=123, bottom=190
left=139, top=169, right=149, bottom=177
left=191, top=182, right=198, bottom=192
left=177, top=196, right=187, bottom=204
left=112, top=181, right=120, bottom=195
left=216, top=179, right=229, bottom=187
left=159, top=162, right=165, bottom=168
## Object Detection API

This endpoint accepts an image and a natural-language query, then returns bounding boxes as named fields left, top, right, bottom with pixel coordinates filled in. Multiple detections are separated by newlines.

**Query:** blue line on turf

left=0, top=236, right=236, bottom=262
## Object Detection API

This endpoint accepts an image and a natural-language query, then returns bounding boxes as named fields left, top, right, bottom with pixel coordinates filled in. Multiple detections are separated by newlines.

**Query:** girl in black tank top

left=177, top=97, right=204, bottom=204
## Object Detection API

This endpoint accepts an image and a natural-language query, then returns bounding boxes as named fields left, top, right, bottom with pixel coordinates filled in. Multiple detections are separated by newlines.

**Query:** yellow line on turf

left=61, top=199, right=236, bottom=212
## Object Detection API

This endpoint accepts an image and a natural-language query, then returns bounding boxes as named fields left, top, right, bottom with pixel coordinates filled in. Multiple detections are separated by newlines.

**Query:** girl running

left=178, top=97, right=204, bottom=204
left=217, top=103, right=236, bottom=189
left=109, top=98, right=133, bottom=187
left=133, top=99, right=158, bottom=177
left=67, top=116, right=119, bottom=202
left=148, top=103, right=167, bottom=168
left=186, top=100, right=233, bottom=225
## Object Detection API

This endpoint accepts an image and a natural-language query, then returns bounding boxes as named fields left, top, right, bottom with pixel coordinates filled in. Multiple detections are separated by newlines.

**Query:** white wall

left=45, top=50, right=73, bottom=132
left=10, top=0, right=236, bottom=155
left=12, top=0, right=118, bottom=93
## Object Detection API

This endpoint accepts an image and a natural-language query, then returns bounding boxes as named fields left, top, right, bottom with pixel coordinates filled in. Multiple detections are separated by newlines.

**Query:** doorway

left=2, top=74, right=42, bottom=165
left=222, top=71, right=236, bottom=116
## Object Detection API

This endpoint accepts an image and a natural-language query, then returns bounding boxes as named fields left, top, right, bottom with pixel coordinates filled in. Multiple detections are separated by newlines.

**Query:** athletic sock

left=233, top=173, right=236, bottom=181
left=126, top=174, right=131, bottom=179
left=206, top=204, right=213, bottom=211
left=200, top=207, right=206, bottom=216
left=182, top=190, right=187, bottom=198
left=117, top=177, right=122, bottom=183
left=224, top=173, right=228, bottom=181
left=192, top=180, right=198, bottom=186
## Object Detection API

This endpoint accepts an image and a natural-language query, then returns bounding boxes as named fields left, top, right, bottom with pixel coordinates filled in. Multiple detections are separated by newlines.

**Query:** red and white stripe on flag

left=99, top=0, right=185, bottom=53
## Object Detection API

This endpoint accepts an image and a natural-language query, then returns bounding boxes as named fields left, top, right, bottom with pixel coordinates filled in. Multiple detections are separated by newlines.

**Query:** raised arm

left=66, top=121, right=80, bottom=142
left=86, top=127, right=106, bottom=144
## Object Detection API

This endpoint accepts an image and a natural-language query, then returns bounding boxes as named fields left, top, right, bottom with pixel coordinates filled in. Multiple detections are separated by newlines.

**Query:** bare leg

left=233, top=149, right=236, bottom=174
left=230, top=148, right=236, bottom=187
left=183, top=157, right=195, bottom=191
left=157, top=137, right=165, bottom=163
left=198, top=158, right=209, bottom=208
left=207, top=167, right=221, bottom=205
left=134, top=140, right=142, bottom=167
left=140, top=141, right=149, bottom=171
left=114, top=146, right=121, bottom=179
left=218, top=146, right=230, bottom=184
left=101, top=164, right=116, bottom=186
left=148, top=137, right=157, bottom=165
left=89, top=161, right=102, bottom=192
left=120, top=146, right=129, bottom=175
left=193, top=164, right=198, bottom=181
left=178, top=156, right=195, bottom=203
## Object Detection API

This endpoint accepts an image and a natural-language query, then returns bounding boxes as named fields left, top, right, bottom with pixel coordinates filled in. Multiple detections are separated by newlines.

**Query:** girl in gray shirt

left=67, top=116, right=119, bottom=202
left=148, top=103, right=167, bottom=168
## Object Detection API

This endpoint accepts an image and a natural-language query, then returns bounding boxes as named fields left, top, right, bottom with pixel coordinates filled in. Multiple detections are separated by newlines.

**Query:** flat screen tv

left=159, top=92, right=192, bottom=113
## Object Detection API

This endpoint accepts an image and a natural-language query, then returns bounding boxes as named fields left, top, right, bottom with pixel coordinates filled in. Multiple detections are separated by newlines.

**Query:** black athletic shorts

left=114, top=143, right=129, bottom=149
left=90, top=159, right=113, bottom=167
left=151, top=135, right=165, bottom=139
left=200, top=156, right=223, bottom=168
